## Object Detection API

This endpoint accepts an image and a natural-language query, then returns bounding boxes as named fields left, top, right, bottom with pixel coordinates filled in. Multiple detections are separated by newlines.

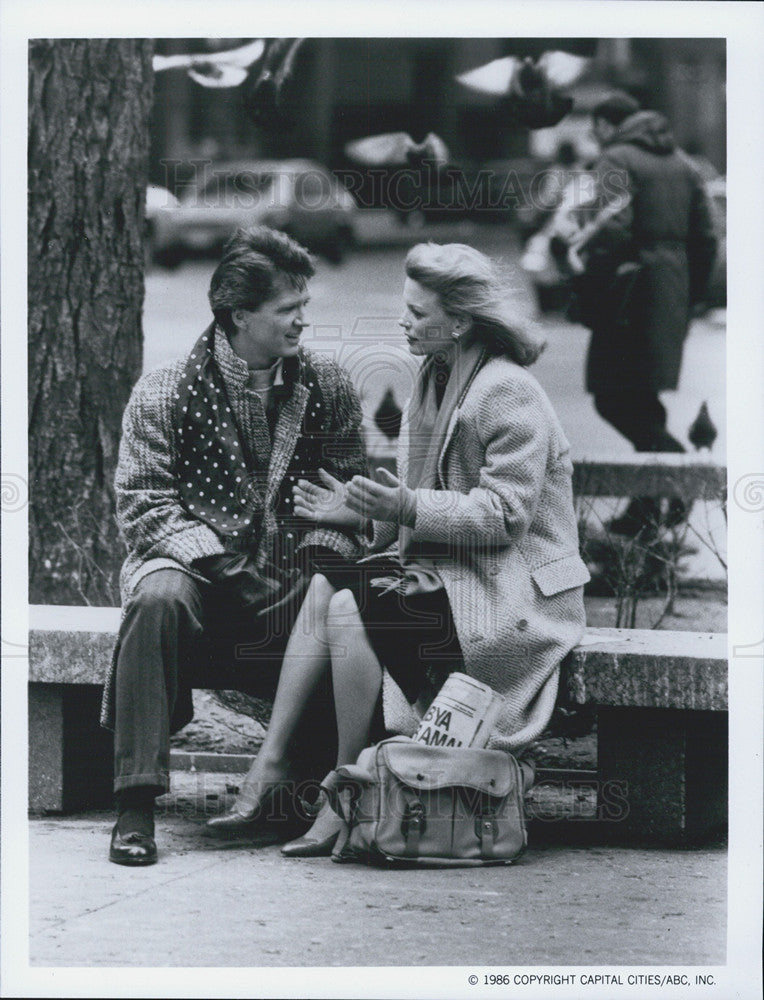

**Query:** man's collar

left=211, top=324, right=299, bottom=392
left=212, top=324, right=250, bottom=389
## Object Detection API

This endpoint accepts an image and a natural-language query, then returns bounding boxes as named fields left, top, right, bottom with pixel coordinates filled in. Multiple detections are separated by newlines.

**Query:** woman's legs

left=207, top=573, right=336, bottom=827
left=326, top=588, right=384, bottom=767
left=283, top=588, right=384, bottom=851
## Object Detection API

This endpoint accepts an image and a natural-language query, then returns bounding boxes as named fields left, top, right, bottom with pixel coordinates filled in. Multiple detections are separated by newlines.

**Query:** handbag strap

left=324, top=763, right=374, bottom=825
left=319, top=769, right=348, bottom=820
left=476, top=815, right=498, bottom=860
left=399, top=789, right=427, bottom=858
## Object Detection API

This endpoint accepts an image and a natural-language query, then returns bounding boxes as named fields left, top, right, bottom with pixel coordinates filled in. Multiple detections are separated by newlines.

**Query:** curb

left=170, top=750, right=255, bottom=773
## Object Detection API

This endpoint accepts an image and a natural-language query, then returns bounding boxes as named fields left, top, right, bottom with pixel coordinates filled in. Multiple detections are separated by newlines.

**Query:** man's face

left=231, top=273, right=310, bottom=368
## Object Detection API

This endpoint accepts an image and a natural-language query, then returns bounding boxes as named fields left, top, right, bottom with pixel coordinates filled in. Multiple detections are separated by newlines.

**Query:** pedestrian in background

left=573, top=93, right=717, bottom=536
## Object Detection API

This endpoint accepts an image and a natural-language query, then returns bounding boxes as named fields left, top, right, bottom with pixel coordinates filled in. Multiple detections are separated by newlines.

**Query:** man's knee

left=126, top=570, right=203, bottom=625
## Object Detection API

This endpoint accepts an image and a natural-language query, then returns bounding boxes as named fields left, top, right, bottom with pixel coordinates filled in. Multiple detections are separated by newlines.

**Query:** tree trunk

left=28, top=39, right=154, bottom=605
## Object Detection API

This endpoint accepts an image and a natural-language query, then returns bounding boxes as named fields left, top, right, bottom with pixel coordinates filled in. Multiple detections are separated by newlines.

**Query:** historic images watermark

left=156, top=157, right=626, bottom=216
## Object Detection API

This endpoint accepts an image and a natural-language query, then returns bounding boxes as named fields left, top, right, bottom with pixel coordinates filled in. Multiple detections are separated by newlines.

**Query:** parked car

left=146, top=183, right=180, bottom=219
left=144, top=184, right=179, bottom=268
left=151, top=159, right=358, bottom=267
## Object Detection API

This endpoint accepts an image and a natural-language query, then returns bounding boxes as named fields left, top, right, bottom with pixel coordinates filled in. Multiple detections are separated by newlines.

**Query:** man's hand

left=292, top=468, right=364, bottom=528
left=345, top=468, right=417, bottom=525
left=192, top=553, right=281, bottom=609
left=256, top=570, right=308, bottom=618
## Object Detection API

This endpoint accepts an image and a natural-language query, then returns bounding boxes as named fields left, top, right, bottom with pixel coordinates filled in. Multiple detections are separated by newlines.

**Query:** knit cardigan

left=372, top=355, right=590, bottom=752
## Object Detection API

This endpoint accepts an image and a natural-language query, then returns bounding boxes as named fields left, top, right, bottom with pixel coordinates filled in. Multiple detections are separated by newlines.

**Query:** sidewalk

left=27, top=772, right=726, bottom=969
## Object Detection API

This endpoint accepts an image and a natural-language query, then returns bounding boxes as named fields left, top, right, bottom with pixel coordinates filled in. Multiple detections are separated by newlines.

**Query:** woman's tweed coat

left=100, top=327, right=367, bottom=729
left=374, top=354, right=590, bottom=752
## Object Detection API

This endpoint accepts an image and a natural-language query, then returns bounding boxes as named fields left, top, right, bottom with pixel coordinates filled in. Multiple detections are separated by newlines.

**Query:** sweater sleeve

left=320, top=361, right=368, bottom=485
left=115, top=367, right=226, bottom=568
left=411, top=374, right=552, bottom=548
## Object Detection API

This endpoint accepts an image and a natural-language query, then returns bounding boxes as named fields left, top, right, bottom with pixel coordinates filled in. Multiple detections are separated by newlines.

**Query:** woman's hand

left=292, top=468, right=364, bottom=529
left=346, top=468, right=417, bottom=525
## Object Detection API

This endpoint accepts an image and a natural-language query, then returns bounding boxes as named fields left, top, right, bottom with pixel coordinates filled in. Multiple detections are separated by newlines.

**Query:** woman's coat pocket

left=531, top=553, right=591, bottom=596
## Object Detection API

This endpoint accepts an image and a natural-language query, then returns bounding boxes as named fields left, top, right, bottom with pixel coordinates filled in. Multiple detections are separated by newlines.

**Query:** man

left=101, top=226, right=367, bottom=866
left=574, top=93, right=717, bottom=535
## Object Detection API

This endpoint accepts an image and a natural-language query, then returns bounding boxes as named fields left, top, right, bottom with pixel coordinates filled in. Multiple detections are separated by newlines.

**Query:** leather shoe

left=205, top=808, right=268, bottom=837
left=281, top=810, right=343, bottom=858
left=109, top=823, right=157, bottom=866
left=206, top=784, right=284, bottom=837
left=281, top=827, right=341, bottom=858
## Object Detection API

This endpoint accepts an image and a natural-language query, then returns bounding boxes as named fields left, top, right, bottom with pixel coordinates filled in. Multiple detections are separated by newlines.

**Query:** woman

left=207, top=242, right=590, bottom=855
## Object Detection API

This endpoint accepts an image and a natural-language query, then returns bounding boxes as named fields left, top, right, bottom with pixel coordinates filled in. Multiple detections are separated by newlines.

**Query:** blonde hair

left=404, top=242, right=545, bottom=366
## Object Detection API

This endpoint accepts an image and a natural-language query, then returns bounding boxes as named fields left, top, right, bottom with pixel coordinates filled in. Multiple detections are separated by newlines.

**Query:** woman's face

left=399, top=277, right=463, bottom=356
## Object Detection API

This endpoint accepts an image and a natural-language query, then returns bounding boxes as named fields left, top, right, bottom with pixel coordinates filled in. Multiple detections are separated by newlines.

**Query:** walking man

left=102, top=226, right=367, bottom=865
left=575, top=94, right=717, bottom=535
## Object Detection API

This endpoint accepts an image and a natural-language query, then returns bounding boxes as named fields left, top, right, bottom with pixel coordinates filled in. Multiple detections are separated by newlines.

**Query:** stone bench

left=369, top=452, right=727, bottom=503
left=28, top=606, right=728, bottom=843
left=562, top=628, right=727, bottom=843
left=571, top=453, right=726, bottom=501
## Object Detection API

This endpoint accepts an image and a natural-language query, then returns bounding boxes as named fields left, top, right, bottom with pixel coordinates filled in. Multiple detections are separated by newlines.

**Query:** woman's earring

left=451, top=315, right=468, bottom=341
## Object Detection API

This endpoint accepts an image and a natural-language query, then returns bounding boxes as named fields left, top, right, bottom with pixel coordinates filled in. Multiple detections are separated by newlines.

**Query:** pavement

left=23, top=772, right=727, bottom=974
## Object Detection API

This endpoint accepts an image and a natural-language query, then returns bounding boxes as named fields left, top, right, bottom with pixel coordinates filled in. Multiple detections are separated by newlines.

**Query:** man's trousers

left=112, top=569, right=335, bottom=797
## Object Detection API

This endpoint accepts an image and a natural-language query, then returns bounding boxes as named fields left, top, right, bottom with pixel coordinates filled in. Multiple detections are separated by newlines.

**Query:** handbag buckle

left=401, top=799, right=426, bottom=841
left=476, top=813, right=498, bottom=858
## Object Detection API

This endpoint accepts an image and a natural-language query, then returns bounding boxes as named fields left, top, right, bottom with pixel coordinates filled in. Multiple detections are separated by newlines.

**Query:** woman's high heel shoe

left=281, top=798, right=343, bottom=858
left=206, top=781, right=285, bottom=836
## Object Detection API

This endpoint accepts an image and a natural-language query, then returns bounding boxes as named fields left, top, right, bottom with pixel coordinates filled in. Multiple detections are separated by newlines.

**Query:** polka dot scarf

left=174, top=325, right=328, bottom=543
left=174, top=326, right=262, bottom=538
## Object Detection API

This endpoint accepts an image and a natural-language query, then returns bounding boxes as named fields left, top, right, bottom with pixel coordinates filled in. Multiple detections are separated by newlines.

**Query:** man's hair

left=592, top=93, right=641, bottom=127
left=208, top=226, right=315, bottom=334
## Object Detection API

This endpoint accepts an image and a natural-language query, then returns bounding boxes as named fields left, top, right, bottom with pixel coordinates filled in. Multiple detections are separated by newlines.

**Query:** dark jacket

left=580, top=110, right=717, bottom=393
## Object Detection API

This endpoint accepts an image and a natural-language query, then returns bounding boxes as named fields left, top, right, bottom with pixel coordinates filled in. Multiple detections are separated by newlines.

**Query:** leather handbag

left=325, top=736, right=532, bottom=868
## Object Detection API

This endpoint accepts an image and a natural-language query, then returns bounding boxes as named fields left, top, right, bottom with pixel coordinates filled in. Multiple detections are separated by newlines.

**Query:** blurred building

left=594, top=38, right=725, bottom=172
left=150, top=37, right=725, bottom=189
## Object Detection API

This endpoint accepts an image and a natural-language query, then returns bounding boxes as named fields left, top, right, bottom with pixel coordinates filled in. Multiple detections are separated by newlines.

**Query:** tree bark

left=28, top=39, right=154, bottom=604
